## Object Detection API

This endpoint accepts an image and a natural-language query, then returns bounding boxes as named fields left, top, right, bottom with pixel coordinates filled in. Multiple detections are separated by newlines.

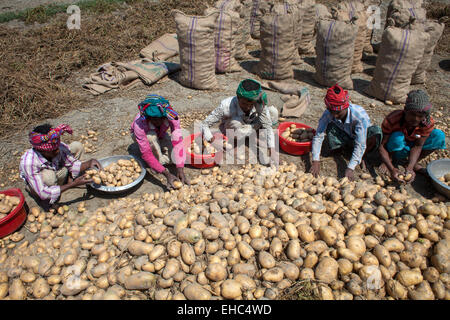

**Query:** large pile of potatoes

left=0, top=162, right=449, bottom=300
left=0, top=195, right=21, bottom=220
left=281, top=125, right=314, bottom=143
left=85, top=159, right=142, bottom=187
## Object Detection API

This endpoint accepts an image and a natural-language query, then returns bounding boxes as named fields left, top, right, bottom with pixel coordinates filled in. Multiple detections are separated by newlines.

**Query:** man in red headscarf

left=310, top=84, right=382, bottom=181
left=19, top=123, right=101, bottom=210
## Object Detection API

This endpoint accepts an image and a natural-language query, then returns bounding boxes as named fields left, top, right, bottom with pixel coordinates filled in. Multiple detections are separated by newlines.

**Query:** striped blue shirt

left=311, top=103, right=371, bottom=170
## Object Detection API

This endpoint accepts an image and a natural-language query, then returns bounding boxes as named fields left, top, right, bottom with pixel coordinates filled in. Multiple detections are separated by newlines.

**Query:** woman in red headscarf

left=310, top=84, right=382, bottom=181
left=19, top=123, right=101, bottom=210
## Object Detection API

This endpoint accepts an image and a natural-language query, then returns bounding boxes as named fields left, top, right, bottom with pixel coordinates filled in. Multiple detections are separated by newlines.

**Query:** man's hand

left=404, top=168, right=416, bottom=184
left=310, top=161, right=321, bottom=177
left=390, top=167, right=404, bottom=183
left=176, top=167, right=190, bottom=185
left=72, top=175, right=93, bottom=187
left=163, top=169, right=178, bottom=190
left=345, top=168, right=355, bottom=181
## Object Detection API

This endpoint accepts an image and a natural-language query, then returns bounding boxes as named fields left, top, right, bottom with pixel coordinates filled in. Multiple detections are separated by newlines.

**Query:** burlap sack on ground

left=314, top=18, right=358, bottom=89
left=205, top=7, right=242, bottom=73
left=173, top=10, right=219, bottom=90
left=411, top=20, right=445, bottom=84
left=272, top=1, right=303, bottom=66
left=139, top=33, right=179, bottom=62
left=386, top=0, right=426, bottom=28
left=83, top=60, right=180, bottom=95
left=366, top=24, right=429, bottom=103
left=298, top=0, right=316, bottom=54
left=316, top=3, right=331, bottom=20
left=250, top=0, right=273, bottom=40
left=332, top=1, right=367, bottom=74
left=257, top=11, right=296, bottom=80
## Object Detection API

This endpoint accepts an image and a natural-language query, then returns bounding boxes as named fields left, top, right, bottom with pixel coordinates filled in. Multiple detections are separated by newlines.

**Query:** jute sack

left=411, top=20, right=445, bottom=85
left=362, top=0, right=380, bottom=54
left=298, top=0, right=316, bottom=54
left=386, top=0, right=426, bottom=28
left=258, top=12, right=296, bottom=80
left=235, top=0, right=253, bottom=59
left=173, top=10, right=219, bottom=90
left=250, top=0, right=273, bottom=39
left=140, top=33, right=179, bottom=62
left=332, top=1, right=367, bottom=73
left=366, top=23, right=429, bottom=103
left=205, top=7, right=242, bottom=73
left=314, top=18, right=358, bottom=89
left=272, top=1, right=303, bottom=66
left=316, top=3, right=331, bottom=20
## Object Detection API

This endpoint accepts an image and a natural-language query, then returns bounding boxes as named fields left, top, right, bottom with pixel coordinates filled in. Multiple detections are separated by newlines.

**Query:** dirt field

left=0, top=0, right=449, bottom=265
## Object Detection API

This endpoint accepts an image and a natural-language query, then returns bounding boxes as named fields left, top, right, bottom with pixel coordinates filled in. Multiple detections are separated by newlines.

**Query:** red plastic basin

left=278, top=122, right=315, bottom=156
left=0, top=188, right=27, bottom=239
left=184, top=133, right=228, bottom=168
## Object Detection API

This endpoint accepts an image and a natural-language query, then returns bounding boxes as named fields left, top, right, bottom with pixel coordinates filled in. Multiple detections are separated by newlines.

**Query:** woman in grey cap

left=378, top=90, right=446, bottom=183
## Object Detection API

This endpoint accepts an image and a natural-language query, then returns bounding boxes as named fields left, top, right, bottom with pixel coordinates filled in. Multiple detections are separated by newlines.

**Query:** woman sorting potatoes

left=130, top=94, right=189, bottom=190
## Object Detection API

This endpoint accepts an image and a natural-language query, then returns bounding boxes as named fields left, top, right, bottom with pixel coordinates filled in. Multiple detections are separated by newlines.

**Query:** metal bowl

left=426, top=158, right=450, bottom=199
left=88, top=155, right=146, bottom=194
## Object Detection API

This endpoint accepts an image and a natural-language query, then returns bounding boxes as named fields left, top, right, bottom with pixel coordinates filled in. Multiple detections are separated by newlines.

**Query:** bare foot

left=378, top=163, right=389, bottom=175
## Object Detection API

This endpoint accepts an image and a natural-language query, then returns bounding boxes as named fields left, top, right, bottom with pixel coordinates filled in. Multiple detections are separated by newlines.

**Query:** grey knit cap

left=405, top=90, right=432, bottom=125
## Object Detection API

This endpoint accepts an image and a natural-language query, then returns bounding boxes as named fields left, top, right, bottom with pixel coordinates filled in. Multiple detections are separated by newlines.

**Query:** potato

left=183, top=283, right=211, bottom=300
left=346, top=236, right=366, bottom=257
left=181, top=243, right=196, bottom=266
left=419, top=204, right=441, bottom=216
left=278, top=261, right=299, bottom=281
left=337, top=248, right=359, bottom=262
left=319, top=226, right=338, bottom=246
left=383, top=238, right=405, bottom=252
left=286, top=240, right=301, bottom=261
left=163, top=259, right=180, bottom=280
left=262, top=267, right=284, bottom=282
left=124, top=272, right=156, bottom=290
left=237, top=241, right=255, bottom=260
left=0, top=283, right=8, bottom=299
left=396, top=270, right=423, bottom=287
left=233, top=274, right=256, bottom=291
left=373, top=245, right=392, bottom=267
left=177, top=228, right=202, bottom=244
left=32, top=278, right=50, bottom=299
left=315, top=257, right=339, bottom=283
left=9, top=279, right=27, bottom=300
left=232, top=263, right=257, bottom=277
left=258, top=251, right=276, bottom=269
left=221, top=280, right=242, bottom=299
left=297, top=224, right=315, bottom=242
left=338, top=259, right=353, bottom=276
left=149, top=245, right=165, bottom=262
left=408, top=281, right=435, bottom=300
left=205, top=263, right=227, bottom=282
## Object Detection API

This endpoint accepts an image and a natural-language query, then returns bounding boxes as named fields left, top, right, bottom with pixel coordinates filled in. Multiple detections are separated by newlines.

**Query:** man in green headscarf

left=201, top=79, right=279, bottom=165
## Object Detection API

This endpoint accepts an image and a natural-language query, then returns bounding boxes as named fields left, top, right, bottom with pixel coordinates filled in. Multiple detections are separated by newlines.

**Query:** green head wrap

left=236, top=79, right=268, bottom=105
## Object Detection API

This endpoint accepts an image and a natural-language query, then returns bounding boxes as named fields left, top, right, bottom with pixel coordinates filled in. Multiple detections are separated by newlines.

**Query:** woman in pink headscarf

left=19, top=123, right=101, bottom=210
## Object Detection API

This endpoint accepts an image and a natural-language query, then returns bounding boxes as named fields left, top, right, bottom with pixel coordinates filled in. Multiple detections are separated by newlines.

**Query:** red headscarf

left=324, top=84, right=350, bottom=111
left=29, top=124, right=73, bottom=151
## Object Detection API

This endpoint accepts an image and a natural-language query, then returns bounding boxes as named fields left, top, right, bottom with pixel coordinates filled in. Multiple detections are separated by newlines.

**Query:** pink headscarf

left=29, top=124, right=73, bottom=151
